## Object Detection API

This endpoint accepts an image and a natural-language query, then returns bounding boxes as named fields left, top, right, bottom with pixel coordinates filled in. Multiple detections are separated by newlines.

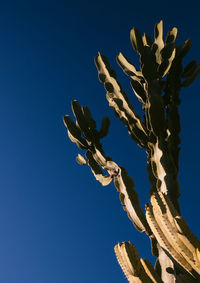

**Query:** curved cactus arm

left=91, top=149, right=150, bottom=232
left=95, top=53, right=148, bottom=148
left=114, top=167, right=151, bottom=233
left=151, top=194, right=200, bottom=274
left=146, top=204, right=194, bottom=278
left=146, top=191, right=200, bottom=280
left=76, top=153, right=112, bottom=187
left=85, top=151, right=113, bottom=186
left=64, top=101, right=150, bottom=233
left=114, top=242, right=162, bottom=283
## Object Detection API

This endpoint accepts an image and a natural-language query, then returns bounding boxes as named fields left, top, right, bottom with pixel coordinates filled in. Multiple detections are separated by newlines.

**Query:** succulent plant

left=63, top=21, right=200, bottom=282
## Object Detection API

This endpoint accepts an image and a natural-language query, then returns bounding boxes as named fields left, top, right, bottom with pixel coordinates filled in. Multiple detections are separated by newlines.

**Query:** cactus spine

left=63, top=21, right=200, bottom=282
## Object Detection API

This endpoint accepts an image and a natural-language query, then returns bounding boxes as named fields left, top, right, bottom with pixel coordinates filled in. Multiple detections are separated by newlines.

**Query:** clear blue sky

left=0, top=1, right=200, bottom=282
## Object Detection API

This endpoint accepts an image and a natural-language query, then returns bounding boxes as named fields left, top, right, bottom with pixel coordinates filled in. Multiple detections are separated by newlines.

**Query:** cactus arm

left=154, top=20, right=164, bottom=65
left=146, top=203, right=193, bottom=277
left=130, top=80, right=147, bottom=105
left=142, top=33, right=153, bottom=47
left=76, top=153, right=87, bottom=165
left=163, top=42, right=184, bottom=177
left=99, top=116, right=110, bottom=139
left=140, top=258, right=163, bottom=283
left=63, top=115, right=89, bottom=149
left=63, top=100, right=151, bottom=233
left=148, top=138, right=180, bottom=209
left=144, top=81, right=165, bottom=137
left=114, top=167, right=150, bottom=233
left=114, top=242, right=162, bottom=283
left=95, top=53, right=148, bottom=148
left=116, top=52, right=143, bottom=81
left=85, top=151, right=113, bottom=186
left=158, top=27, right=177, bottom=78
left=114, top=242, right=143, bottom=283
left=182, top=60, right=200, bottom=87
left=150, top=195, right=198, bottom=272
left=130, top=28, right=144, bottom=55
left=146, top=191, right=200, bottom=280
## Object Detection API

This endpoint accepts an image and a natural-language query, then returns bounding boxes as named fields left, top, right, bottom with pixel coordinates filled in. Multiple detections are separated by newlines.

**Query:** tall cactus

left=63, top=21, right=200, bottom=282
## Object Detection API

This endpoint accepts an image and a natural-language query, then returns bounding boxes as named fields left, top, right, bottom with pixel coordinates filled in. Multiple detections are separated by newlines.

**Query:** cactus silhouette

left=63, top=21, right=200, bottom=282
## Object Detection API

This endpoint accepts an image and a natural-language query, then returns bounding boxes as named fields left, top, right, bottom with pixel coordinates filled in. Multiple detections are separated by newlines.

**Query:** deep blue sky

left=0, top=1, right=200, bottom=282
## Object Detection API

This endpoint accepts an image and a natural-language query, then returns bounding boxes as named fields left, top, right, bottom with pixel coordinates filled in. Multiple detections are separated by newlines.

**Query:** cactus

left=63, top=21, right=200, bottom=282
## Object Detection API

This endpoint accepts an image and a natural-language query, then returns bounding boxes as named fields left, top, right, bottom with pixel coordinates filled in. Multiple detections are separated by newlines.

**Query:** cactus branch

left=63, top=100, right=150, bottom=233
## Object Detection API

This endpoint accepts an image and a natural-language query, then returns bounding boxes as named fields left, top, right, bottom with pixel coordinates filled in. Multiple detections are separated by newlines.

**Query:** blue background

left=0, top=1, right=200, bottom=282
